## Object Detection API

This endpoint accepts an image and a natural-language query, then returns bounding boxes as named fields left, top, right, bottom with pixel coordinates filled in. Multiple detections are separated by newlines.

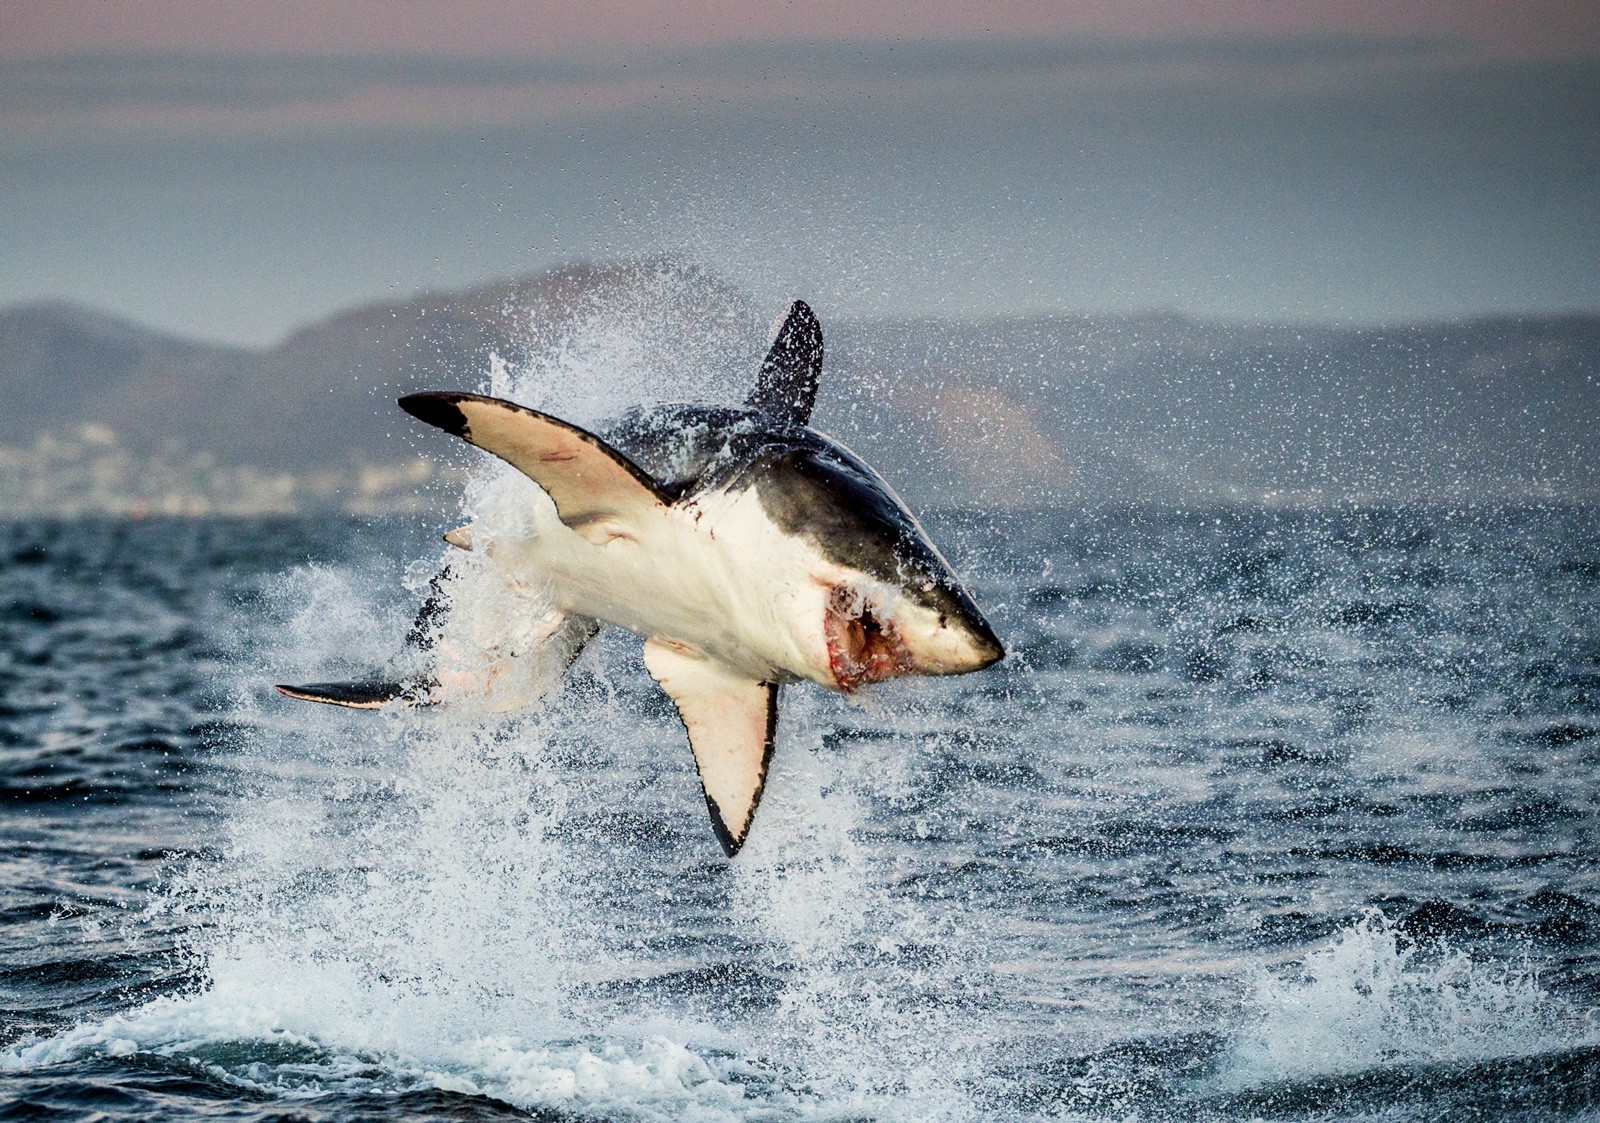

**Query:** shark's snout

left=952, top=610, right=1006, bottom=672
left=909, top=602, right=1005, bottom=676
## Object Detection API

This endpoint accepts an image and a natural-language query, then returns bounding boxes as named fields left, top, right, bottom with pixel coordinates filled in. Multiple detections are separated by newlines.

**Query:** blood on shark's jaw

left=824, top=585, right=915, bottom=692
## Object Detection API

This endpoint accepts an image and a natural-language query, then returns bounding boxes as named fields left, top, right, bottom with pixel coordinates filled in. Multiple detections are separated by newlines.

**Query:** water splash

left=732, top=705, right=984, bottom=1120
left=490, top=258, right=761, bottom=425
left=1223, top=910, right=1594, bottom=1088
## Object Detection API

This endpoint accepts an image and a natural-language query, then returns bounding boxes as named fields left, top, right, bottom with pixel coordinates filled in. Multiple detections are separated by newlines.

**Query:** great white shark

left=277, top=301, right=1004, bottom=855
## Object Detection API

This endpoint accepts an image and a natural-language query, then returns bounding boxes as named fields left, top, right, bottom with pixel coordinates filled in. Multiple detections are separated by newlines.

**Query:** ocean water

left=2, top=501, right=1598, bottom=1122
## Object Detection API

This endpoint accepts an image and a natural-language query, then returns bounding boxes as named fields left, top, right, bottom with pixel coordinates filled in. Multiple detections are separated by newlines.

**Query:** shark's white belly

left=489, top=483, right=832, bottom=685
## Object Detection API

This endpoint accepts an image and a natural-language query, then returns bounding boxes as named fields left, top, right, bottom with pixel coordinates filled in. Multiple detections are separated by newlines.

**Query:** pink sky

left=3, top=0, right=1597, bottom=58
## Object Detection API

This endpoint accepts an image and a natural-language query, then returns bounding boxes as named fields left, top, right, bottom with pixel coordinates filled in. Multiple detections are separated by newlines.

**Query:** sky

left=2, top=1, right=1597, bottom=346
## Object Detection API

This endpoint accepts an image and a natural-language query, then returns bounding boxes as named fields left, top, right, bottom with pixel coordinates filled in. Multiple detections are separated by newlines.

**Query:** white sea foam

left=1222, top=910, right=1596, bottom=1088
left=1, top=987, right=752, bottom=1119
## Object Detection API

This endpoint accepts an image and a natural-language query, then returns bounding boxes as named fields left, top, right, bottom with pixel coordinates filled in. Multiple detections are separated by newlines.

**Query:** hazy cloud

left=0, top=52, right=602, bottom=115
left=1, top=33, right=1474, bottom=130
left=705, top=31, right=1464, bottom=81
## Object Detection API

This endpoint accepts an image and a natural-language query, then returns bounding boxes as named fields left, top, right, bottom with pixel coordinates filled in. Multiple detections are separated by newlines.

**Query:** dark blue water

left=2, top=507, right=1598, bottom=1121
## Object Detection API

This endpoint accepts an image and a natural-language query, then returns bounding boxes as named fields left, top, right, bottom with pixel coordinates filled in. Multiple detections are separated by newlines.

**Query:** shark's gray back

left=603, top=402, right=986, bottom=625
left=603, top=403, right=826, bottom=502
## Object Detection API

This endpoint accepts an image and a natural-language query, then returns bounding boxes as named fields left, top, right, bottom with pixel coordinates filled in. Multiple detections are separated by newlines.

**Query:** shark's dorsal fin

left=747, top=300, right=822, bottom=426
left=400, top=392, right=667, bottom=528
left=642, top=639, right=778, bottom=857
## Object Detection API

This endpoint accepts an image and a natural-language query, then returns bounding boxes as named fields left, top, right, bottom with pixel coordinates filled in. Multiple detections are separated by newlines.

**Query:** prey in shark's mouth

left=275, top=298, right=1005, bottom=856
left=824, top=586, right=915, bottom=692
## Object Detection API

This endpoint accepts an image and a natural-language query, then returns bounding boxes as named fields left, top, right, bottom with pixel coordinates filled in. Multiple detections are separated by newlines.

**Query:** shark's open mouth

left=825, top=586, right=914, bottom=692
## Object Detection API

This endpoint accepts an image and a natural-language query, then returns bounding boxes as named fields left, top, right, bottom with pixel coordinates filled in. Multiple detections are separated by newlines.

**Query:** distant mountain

left=1, top=261, right=1596, bottom=514
left=0, top=261, right=750, bottom=469
left=823, top=312, right=1600, bottom=505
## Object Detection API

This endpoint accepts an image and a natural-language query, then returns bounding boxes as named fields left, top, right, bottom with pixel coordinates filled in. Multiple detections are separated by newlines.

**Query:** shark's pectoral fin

left=747, top=299, right=822, bottom=425
left=274, top=681, right=431, bottom=709
left=642, top=639, right=778, bottom=857
left=399, top=392, right=666, bottom=531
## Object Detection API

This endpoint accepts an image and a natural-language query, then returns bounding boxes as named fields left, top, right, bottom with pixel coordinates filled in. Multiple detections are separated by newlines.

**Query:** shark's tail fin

left=274, top=680, right=429, bottom=709
left=274, top=565, right=454, bottom=710
left=274, top=556, right=598, bottom=714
